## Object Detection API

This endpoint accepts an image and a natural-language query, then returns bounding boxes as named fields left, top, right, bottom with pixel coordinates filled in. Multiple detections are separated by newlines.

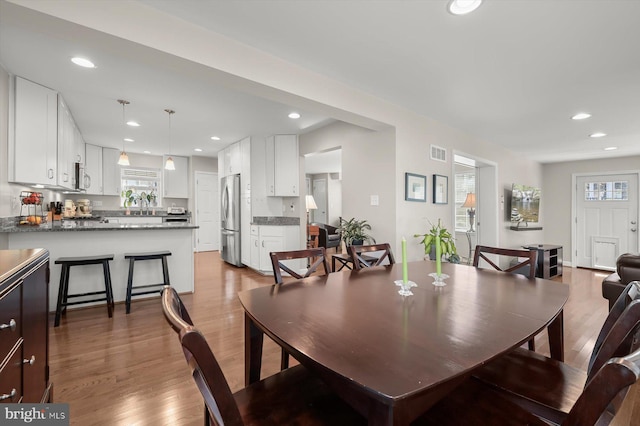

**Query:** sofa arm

left=602, top=272, right=625, bottom=310
left=617, top=253, right=640, bottom=284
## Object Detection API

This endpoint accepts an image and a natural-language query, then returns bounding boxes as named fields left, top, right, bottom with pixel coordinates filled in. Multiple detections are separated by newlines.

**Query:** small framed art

left=433, top=174, right=448, bottom=204
left=405, top=173, right=426, bottom=202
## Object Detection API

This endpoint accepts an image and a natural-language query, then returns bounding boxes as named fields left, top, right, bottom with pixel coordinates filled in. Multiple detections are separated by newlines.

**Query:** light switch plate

left=370, top=195, right=379, bottom=206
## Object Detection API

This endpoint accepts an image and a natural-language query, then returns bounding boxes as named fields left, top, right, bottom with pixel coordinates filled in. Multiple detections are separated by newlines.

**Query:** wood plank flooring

left=49, top=252, right=639, bottom=425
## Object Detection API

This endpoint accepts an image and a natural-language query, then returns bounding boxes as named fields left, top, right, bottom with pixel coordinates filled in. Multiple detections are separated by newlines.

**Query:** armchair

left=312, top=222, right=341, bottom=252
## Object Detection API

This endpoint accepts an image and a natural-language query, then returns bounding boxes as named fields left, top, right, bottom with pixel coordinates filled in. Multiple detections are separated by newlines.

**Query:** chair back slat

left=473, top=245, right=536, bottom=278
left=270, top=248, right=329, bottom=284
left=349, top=243, right=395, bottom=270
left=161, top=287, right=244, bottom=426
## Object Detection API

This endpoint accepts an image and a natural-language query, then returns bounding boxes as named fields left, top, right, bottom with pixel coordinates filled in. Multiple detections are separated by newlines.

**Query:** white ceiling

left=2, top=0, right=640, bottom=164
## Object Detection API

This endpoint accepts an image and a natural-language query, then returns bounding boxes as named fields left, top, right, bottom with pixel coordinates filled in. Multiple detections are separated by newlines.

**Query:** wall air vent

left=430, top=144, right=447, bottom=163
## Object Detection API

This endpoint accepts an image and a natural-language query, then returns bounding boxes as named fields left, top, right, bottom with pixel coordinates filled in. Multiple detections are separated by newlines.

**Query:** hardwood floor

left=49, top=252, right=639, bottom=425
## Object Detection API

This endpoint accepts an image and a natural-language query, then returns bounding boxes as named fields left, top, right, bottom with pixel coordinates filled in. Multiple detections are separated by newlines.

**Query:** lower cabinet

left=253, top=225, right=301, bottom=273
left=0, top=248, right=51, bottom=403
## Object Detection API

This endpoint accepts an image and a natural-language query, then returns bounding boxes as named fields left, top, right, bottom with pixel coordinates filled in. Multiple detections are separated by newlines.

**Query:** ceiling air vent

left=430, top=144, right=447, bottom=163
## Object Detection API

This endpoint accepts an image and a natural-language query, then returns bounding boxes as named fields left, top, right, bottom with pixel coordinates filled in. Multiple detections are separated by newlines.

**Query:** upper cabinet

left=84, top=144, right=103, bottom=195
left=163, top=155, right=189, bottom=198
left=218, top=142, right=241, bottom=178
left=266, top=135, right=299, bottom=197
left=102, top=148, right=121, bottom=196
left=57, top=96, right=75, bottom=190
left=9, top=76, right=58, bottom=186
left=240, top=137, right=251, bottom=193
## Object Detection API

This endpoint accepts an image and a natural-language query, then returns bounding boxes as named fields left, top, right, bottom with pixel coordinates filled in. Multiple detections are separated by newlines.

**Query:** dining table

left=238, top=260, right=569, bottom=426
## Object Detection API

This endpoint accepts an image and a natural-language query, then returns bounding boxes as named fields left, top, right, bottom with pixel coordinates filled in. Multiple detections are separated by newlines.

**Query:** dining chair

left=470, top=280, right=640, bottom=425
left=269, top=247, right=330, bottom=284
left=473, top=245, right=537, bottom=350
left=161, top=286, right=366, bottom=426
left=473, top=245, right=537, bottom=278
left=348, top=243, right=396, bottom=270
left=270, top=248, right=330, bottom=370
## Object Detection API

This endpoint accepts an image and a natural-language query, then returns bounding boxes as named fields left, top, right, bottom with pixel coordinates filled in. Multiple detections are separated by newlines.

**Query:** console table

left=523, top=244, right=563, bottom=279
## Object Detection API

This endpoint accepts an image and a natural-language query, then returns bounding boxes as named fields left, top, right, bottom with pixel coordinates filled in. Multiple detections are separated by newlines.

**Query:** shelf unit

left=523, top=244, right=563, bottom=279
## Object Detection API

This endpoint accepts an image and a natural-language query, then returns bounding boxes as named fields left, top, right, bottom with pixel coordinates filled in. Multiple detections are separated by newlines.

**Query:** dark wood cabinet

left=0, top=248, right=51, bottom=403
left=524, top=244, right=563, bottom=279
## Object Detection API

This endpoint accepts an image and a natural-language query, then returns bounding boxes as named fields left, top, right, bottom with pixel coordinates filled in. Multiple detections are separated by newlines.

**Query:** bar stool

left=125, top=251, right=172, bottom=314
left=54, top=254, right=115, bottom=327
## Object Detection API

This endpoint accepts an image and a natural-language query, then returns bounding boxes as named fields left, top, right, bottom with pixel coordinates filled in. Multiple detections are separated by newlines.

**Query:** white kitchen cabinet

left=9, top=76, right=58, bottom=186
left=84, top=144, right=103, bottom=195
left=73, top=122, right=84, bottom=164
left=257, top=225, right=301, bottom=272
left=225, top=142, right=241, bottom=176
left=241, top=194, right=251, bottom=266
left=266, top=135, right=299, bottom=197
left=240, top=137, right=251, bottom=193
left=57, top=96, right=75, bottom=190
left=250, top=226, right=260, bottom=269
left=102, top=148, right=122, bottom=196
left=163, top=155, right=189, bottom=198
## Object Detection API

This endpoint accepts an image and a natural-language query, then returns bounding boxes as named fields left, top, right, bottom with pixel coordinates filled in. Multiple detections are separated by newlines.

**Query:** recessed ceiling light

left=127, top=121, right=140, bottom=127
left=211, top=136, right=220, bottom=141
left=143, top=150, right=151, bottom=154
left=447, top=0, right=483, bottom=15
left=571, top=113, right=591, bottom=120
left=590, top=132, right=607, bottom=138
left=194, top=148, right=203, bottom=152
left=124, top=138, right=134, bottom=142
left=288, top=112, right=301, bottom=119
left=71, top=57, right=95, bottom=68
left=604, top=146, right=618, bottom=151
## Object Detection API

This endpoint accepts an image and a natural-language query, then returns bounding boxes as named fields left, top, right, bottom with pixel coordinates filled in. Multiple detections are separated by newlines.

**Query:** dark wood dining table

left=238, top=260, right=569, bottom=426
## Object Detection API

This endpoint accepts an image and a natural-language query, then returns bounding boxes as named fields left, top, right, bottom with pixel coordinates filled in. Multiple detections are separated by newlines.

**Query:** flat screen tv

left=510, top=184, right=541, bottom=224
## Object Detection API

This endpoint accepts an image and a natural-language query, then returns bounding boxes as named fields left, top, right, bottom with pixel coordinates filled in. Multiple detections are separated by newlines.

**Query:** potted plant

left=414, top=219, right=460, bottom=263
left=338, top=217, right=376, bottom=246
left=121, top=189, right=137, bottom=215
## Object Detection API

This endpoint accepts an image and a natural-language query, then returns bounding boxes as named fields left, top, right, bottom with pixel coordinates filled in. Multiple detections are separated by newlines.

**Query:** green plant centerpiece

left=121, top=189, right=137, bottom=210
left=338, top=217, right=376, bottom=246
left=414, top=219, right=460, bottom=264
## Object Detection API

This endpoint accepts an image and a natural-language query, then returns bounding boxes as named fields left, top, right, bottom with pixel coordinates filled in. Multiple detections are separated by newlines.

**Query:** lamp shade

left=164, top=156, right=175, bottom=171
left=118, top=151, right=130, bottom=166
left=305, top=195, right=318, bottom=211
left=462, top=193, right=476, bottom=208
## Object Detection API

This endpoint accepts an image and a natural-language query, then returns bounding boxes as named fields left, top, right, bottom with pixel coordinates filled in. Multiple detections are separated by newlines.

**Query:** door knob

left=632, top=228, right=637, bottom=232
left=632, top=221, right=637, bottom=225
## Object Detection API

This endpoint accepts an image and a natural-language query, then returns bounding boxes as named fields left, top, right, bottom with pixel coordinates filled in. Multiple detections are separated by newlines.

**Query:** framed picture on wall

left=405, top=173, right=426, bottom=202
left=433, top=174, right=448, bottom=204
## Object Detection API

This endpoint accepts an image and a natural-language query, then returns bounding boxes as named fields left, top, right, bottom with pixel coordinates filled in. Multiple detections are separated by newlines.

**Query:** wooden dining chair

left=473, top=245, right=537, bottom=278
left=270, top=247, right=330, bottom=370
left=413, top=340, right=640, bottom=426
left=348, top=243, right=395, bottom=270
left=469, top=280, right=640, bottom=425
left=270, top=247, right=329, bottom=284
left=473, top=245, right=537, bottom=351
left=161, top=286, right=366, bottom=426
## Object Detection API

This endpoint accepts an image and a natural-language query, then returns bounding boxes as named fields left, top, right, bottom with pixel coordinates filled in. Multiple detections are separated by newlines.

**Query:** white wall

left=543, top=155, right=640, bottom=263
left=7, top=1, right=545, bottom=261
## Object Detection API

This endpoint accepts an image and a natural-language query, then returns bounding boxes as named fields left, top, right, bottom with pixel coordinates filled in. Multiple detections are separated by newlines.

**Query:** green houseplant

left=414, top=219, right=460, bottom=263
left=121, top=189, right=137, bottom=212
left=338, top=217, right=376, bottom=246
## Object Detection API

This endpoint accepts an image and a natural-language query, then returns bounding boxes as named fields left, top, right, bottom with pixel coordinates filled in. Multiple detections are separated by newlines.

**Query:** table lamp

left=462, top=192, right=476, bottom=232
left=305, top=195, right=318, bottom=242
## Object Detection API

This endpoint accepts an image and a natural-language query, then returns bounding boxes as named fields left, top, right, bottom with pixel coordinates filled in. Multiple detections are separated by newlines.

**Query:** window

left=455, top=171, right=475, bottom=231
left=584, top=181, right=628, bottom=201
left=120, top=167, right=162, bottom=207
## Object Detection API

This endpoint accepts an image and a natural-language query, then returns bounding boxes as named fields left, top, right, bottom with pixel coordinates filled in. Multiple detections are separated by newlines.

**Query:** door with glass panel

left=576, top=173, right=639, bottom=270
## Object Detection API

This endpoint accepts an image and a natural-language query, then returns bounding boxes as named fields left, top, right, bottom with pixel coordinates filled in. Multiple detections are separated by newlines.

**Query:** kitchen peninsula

left=2, top=221, right=198, bottom=311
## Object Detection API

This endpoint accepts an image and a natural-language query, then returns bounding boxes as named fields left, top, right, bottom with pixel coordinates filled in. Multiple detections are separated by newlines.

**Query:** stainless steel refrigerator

left=221, top=174, right=242, bottom=266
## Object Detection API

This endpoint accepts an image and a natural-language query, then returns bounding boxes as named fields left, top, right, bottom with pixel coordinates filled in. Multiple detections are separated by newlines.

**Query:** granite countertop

left=1, top=222, right=198, bottom=233
left=90, top=209, right=191, bottom=218
left=252, top=216, right=300, bottom=226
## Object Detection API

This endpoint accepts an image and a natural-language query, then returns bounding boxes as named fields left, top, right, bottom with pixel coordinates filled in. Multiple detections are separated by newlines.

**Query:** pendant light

left=164, top=108, right=176, bottom=170
left=117, top=99, right=130, bottom=166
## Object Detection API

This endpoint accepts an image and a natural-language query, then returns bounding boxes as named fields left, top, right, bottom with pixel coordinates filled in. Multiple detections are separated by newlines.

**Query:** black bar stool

left=124, top=251, right=172, bottom=314
left=54, top=254, right=115, bottom=327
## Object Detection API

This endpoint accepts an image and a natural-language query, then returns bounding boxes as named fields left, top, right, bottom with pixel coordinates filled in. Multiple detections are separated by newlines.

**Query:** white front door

left=195, top=172, right=218, bottom=252
left=575, top=173, right=639, bottom=270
